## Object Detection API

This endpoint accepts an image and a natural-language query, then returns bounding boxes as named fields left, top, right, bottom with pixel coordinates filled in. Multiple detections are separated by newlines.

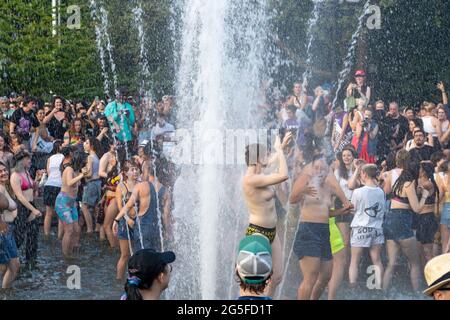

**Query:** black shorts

left=413, top=212, right=439, bottom=245
left=43, top=186, right=61, bottom=207
left=293, top=222, right=332, bottom=261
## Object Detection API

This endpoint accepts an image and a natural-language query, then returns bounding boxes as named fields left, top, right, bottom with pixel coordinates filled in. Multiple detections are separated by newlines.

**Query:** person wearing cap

left=346, top=70, right=371, bottom=107
left=236, top=234, right=273, bottom=300
left=424, top=253, right=450, bottom=300
left=121, top=248, right=175, bottom=300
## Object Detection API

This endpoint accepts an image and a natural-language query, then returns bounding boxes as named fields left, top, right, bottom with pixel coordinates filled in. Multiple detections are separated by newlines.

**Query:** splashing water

left=98, top=5, right=119, bottom=98
left=167, top=0, right=270, bottom=300
left=89, top=0, right=110, bottom=97
left=132, top=3, right=152, bottom=99
left=332, top=0, right=371, bottom=110
left=302, top=1, right=322, bottom=85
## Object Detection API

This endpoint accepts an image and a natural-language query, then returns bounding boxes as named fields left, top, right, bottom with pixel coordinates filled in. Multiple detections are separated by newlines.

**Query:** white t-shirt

left=45, top=153, right=64, bottom=187
left=151, top=122, right=175, bottom=140
left=334, top=169, right=353, bottom=200
left=351, top=185, right=386, bottom=229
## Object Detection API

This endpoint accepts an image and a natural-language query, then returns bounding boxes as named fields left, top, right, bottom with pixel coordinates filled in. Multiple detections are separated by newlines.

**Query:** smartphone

left=279, top=127, right=286, bottom=141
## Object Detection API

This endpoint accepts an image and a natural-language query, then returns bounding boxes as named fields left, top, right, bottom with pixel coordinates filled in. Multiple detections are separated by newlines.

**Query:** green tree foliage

left=0, top=0, right=173, bottom=100
left=0, top=0, right=56, bottom=97
left=0, top=0, right=448, bottom=108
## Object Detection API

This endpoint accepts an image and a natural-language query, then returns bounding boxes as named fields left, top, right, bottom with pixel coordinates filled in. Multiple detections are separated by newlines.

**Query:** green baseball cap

left=236, top=234, right=272, bottom=284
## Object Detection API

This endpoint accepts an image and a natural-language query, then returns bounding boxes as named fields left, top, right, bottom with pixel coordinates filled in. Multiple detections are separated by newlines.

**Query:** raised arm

left=348, top=162, right=362, bottom=190
left=346, top=83, right=354, bottom=98
left=43, top=108, right=57, bottom=124
left=244, top=135, right=291, bottom=188
left=86, top=100, right=97, bottom=117
left=438, top=82, right=448, bottom=105
left=65, top=167, right=85, bottom=187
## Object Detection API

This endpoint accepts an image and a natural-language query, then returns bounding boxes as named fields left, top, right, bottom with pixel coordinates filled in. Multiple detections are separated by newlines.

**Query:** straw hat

left=423, top=253, right=450, bottom=296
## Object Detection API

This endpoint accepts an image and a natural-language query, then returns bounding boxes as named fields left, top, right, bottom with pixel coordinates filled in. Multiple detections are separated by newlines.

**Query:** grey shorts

left=350, top=227, right=384, bottom=248
left=82, top=179, right=102, bottom=207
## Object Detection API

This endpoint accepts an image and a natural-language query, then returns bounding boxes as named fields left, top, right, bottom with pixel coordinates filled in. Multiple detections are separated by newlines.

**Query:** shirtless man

left=242, top=132, right=292, bottom=297
left=290, top=155, right=352, bottom=300
left=112, top=176, right=164, bottom=253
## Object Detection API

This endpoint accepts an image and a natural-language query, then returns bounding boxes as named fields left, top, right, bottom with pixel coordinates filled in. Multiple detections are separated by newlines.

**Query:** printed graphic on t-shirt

left=364, top=202, right=382, bottom=218
left=18, top=116, right=31, bottom=136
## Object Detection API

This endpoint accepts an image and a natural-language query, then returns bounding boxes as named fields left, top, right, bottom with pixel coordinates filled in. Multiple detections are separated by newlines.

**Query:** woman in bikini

left=242, top=133, right=292, bottom=297
left=115, top=159, right=141, bottom=280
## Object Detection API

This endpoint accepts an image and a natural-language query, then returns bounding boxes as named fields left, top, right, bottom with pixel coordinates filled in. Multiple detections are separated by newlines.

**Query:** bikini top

left=392, top=195, right=409, bottom=204
left=19, top=172, right=33, bottom=191
left=122, top=182, right=133, bottom=206
left=394, top=187, right=435, bottom=205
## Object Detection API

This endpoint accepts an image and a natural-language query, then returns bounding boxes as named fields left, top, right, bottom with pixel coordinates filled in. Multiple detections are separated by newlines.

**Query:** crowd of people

left=241, top=70, right=450, bottom=300
left=0, top=89, right=177, bottom=289
left=2, top=69, right=450, bottom=301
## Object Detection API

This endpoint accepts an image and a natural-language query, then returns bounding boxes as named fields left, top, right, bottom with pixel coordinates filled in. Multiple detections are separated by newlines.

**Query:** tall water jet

left=132, top=3, right=152, bottom=99
left=89, top=0, right=111, bottom=97
left=332, top=0, right=371, bottom=110
left=97, top=4, right=119, bottom=98
left=302, top=1, right=322, bottom=85
left=168, top=0, right=271, bottom=300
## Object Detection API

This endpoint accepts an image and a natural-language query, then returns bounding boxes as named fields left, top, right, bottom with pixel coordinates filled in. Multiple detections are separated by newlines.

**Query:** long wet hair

left=0, top=160, right=15, bottom=200
left=392, top=159, right=420, bottom=198
left=12, top=150, right=31, bottom=173
left=50, top=140, right=63, bottom=156
left=60, top=147, right=87, bottom=174
left=85, top=137, right=102, bottom=158
left=420, top=162, right=439, bottom=205
left=337, top=146, right=357, bottom=180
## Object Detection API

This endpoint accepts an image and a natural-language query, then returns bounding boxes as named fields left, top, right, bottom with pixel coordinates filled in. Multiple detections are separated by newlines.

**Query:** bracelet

left=114, top=218, right=120, bottom=223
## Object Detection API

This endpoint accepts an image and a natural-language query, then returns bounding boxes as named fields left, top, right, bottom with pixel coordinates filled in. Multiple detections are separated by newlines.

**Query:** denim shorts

left=118, top=218, right=134, bottom=241
left=0, top=224, right=19, bottom=265
left=293, top=222, right=332, bottom=261
left=383, top=209, right=415, bottom=241
left=82, top=179, right=102, bottom=207
left=441, top=203, right=450, bottom=227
